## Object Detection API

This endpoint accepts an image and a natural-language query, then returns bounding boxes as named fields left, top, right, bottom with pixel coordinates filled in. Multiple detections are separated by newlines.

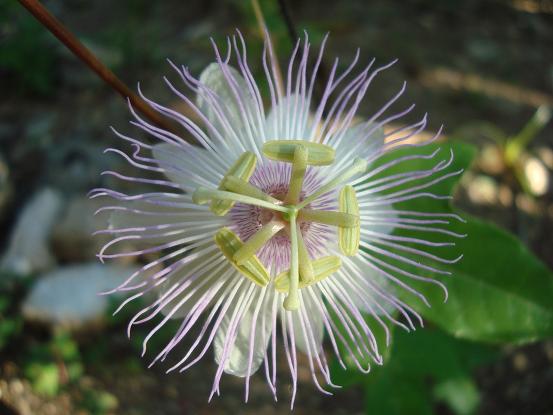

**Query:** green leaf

left=362, top=328, right=496, bottom=415
left=365, top=371, right=434, bottom=415
left=25, top=362, right=59, bottom=397
left=434, top=377, right=480, bottom=415
left=406, top=215, right=553, bottom=343
left=374, top=140, right=553, bottom=344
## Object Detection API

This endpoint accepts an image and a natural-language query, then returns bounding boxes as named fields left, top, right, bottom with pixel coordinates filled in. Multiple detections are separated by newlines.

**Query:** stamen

left=339, top=185, right=360, bottom=256
left=222, top=175, right=280, bottom=204
left=285, top=145, right=308, bottom=204
left=233, top=219, right=286, bottom=265
left=283, top=209, right=300, bottom=311
left=299, top=209, right=359, bottom=228
left=214, top=227, right=270, bottom=287
left=262, top=140, right=335, bottom=166
left=211, top=151, right=257, bottom=215
left=275, top=256, right=342, bottom=292
left=193, top=187, right=290, bottom=214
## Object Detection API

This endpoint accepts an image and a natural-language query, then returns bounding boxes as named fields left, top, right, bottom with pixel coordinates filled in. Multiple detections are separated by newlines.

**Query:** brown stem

left=251, top=0, right=284, bottom=96
left=17, top=0, right=176, bottom=133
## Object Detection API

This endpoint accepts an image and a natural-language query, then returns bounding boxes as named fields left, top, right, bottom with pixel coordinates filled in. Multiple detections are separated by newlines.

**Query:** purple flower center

left=229, top=161, right=335, bottom=274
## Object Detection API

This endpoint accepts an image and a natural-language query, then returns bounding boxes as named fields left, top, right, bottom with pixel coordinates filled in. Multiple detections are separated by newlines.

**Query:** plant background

left=1, top=0, right=553, bottom=414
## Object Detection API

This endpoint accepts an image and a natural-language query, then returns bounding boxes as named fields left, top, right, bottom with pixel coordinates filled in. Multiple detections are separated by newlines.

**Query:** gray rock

left=51, top=196, right=109, bottom=262
left=24, top=113, right=56, bottom=148
left=22, top=263, right=137, bottom=329
left=1, top=188, right=63, bottom=275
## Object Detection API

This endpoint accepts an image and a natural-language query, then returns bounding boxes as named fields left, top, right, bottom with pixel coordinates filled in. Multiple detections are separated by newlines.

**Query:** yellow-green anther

left=339, top=185, right=360, bottom=256
left=275, top=256, right=342, bottom=293
left=285, top=145, right=308, bottom=204
left=299, top=208, right=359, bottom=228
left=222, top=175, right=280, bottom=204
left=210, top=151, right=257, bottom=215
left=262, top=140, right=335, bottom=166
left=233, top=220, right=285, bottom=265
left=296, top=225, right=314, bottom=283
left=214, top=227, right=270, bottom=287
left=283, top=210, right=300, bottom=311
left=193, top=187, right=289, bottom=214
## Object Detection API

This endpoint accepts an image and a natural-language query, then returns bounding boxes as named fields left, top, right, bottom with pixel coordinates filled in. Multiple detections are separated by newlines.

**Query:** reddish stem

left=18, top=0, right=176, bottom=133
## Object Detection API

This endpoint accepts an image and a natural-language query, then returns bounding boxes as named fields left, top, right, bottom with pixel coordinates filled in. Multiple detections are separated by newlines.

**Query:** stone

left=51, top=196, right=109, bottom=262
left=1, top=188, right=63, bottom=276
left=22, top=263, right=137, bottom=329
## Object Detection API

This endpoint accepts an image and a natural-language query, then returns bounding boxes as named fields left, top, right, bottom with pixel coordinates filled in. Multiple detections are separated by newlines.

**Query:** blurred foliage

left=94, top=0, right=163, bottom=70
left=23, top=331, right=83, bottom=396
left=0, top=294, right=23, bottom=352
left=0, top=1, right=57, bottom=94
left=80, top=389, right=118, bottom=415
left=13, top=325, right=119, bottom=413
left=332, top=327, right=497, bottom=415
left=452, top=106, right=551, bottom=197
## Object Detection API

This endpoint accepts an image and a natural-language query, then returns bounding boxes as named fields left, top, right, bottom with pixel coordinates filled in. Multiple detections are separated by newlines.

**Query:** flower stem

left=17, top=0, right=175, bottom=133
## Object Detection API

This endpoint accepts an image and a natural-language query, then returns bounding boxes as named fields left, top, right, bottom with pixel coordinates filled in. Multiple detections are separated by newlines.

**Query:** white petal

left=293, top=291, right=324, bottom=354
left=152, top=143, right=221, bottom=189
left=213, top=288, right=272, bottom=377
left=197, top=63, right=257, bottom=142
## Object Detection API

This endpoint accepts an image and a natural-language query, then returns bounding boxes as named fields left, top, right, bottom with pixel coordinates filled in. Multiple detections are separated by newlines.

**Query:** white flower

left=91, top=32, right=463, bottom=406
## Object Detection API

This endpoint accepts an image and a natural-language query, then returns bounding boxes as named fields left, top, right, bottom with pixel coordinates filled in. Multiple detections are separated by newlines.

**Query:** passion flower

left=92, top=32, right=463, bottom=406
